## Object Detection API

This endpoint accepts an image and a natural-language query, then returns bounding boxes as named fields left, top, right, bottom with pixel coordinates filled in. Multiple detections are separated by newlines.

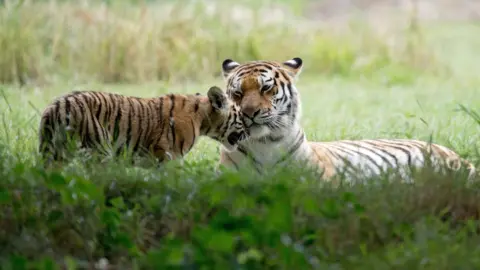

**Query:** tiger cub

left=39, top=86, right=247, bottom=167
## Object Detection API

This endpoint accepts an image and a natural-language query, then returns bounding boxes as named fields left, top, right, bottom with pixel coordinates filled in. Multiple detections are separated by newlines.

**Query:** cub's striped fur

left=218, top=57, right=477, bottom=181
left=39, top=86, right=247, bottom=166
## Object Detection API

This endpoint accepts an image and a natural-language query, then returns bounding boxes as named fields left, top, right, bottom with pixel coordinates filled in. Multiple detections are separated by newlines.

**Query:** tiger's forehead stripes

left=227, top=62, right=296, bottom=89
left=240, top=76, right=261, bottom=92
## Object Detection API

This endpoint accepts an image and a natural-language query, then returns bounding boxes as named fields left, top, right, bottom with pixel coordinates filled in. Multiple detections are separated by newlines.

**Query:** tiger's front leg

left=151, top=144, right=179, bottom=164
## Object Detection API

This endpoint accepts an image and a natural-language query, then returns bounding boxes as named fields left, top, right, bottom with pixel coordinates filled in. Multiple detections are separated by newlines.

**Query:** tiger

left=38, top=86, right=248, bottom=167
left=218, top=57, right=477, bottom=181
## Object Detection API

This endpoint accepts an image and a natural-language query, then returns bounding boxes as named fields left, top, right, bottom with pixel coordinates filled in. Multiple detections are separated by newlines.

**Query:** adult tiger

left=219, top=57, right=477, bottom=181
left=39, top=86, right=247, bottom=167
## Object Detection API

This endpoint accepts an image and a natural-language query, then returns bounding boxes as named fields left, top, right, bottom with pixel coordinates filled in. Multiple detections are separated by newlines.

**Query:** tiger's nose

left=241, top=106, right=260, bottom=119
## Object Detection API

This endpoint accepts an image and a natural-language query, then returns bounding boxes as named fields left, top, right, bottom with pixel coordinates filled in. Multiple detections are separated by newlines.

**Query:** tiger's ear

left=222, top=59, right=241, bottom=80
left=282, top=57, right=303, bottom=79
left=207, top=86, right=228, bottom=111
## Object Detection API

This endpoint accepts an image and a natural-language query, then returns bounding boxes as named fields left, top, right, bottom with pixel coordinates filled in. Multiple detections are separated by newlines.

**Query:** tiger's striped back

left=309, top=139, right=477, bottom=181
left=38, top=86, right=246, bottom=167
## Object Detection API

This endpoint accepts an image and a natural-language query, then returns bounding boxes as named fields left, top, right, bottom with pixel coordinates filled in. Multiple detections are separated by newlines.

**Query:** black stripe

left=66, top=97, right=77, bottom=132
left=194, top=99, right=200, bottom=112
left=81, top=94, right=99, bottom=148
left=336, top=142, right=384, bottom=172
left=408, top=140, right=435, bottom=162
left=325, top=144, right=365, bottom=176
left=204, top=126, right=211, bottom=136
left=104, top=93, right=116, bottom=141
left=185, top=118, right=197, bottom=154
left=322, top=145, right=342, bottom=160
left=53, top=100, right=61, bottom=116
left=169, top=94, right=176, bottom=148
left=274, top=131, right=304, bottom=166
left=89, top=110, right=101, bottom=150
left=346, top=141, right=396, bottom=169
left=143, top=101, right=155, bottom=150
left=83, top=92, right=93, bottom=107
left=180, top=138, right=185, bottom=156
left=125, top=98, right=134, bottom=148
left=142, top=101, right=152, bottom=151
left=237, top=71, right=247, bottom=78
left=84, top=94, right=103, bottom=150
left=98, top=92, right=111, bottom=150
left=52, top=100, right=61, bottom=132
left=113, top=99, right=123, bottom=142
left=231, top=106, right=237, bottom=125
left=290, top=90, right=298, bottom=120
left=139, top=101, right=149, bottom=151
left=40, top=115, right=52, bottom=152
left=71, top=96, right=86, bottom=141
left=65, top=98, right=71, bottom=126
left=102, top=94, right=111, bottom=132
left=133, top=101, right=146, bottom=153
left=374, top=140, right=413, bottom=167
left=157, top=97, right=165, bottom=141
left=99, top=93, right=110, bottom=125
left=331, top=143, right=384, bottom=174
left=283, top=102, right=292, bottom=116
left=131, top=99, right=142, bottom=151
left=278, top=69, right=289, bottom=79
left=237, top=145, right=261, bottom=167
left=316, top=144, right=355, bottom=176
left=359, top=141, right=400, bottom=168
left=181, top=98, right=186, bottom=110
left=262, top=64, right=273, bottom=70
left=92, top=93, right=102, bottom=120
left=286, top=84, right=293, bottom=98
left=93, top=118, right=107, bottom=154
left=218, top=112, right=231, bottom=139
left=78, top=95, right=94, bottom=147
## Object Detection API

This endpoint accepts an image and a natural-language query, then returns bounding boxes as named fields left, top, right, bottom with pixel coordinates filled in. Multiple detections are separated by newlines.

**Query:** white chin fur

left=248, top=125, right=270, bottom=139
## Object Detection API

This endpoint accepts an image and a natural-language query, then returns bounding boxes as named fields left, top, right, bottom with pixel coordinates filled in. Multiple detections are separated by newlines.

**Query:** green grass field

left=1, top=1, right=480, bottom=269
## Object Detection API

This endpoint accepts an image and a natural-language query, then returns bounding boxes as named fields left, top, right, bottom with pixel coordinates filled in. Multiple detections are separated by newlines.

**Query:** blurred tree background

left=4, top=0, right=478, bottom=85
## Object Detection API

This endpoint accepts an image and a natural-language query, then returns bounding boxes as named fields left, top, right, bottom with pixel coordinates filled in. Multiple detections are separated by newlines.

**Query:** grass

left=0, top=0, right=438, bottom=85
left=1, top=0, right=480, bottom=269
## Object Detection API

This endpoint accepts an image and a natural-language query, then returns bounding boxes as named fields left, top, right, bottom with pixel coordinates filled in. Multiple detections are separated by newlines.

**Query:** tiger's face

left=221, top=58, right=303, bottom=139
left=204, top=86, right=248, bottom=150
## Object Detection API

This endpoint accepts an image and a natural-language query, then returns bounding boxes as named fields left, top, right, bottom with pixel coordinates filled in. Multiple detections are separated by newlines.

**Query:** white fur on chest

left=228, top=126, right=312, bottom=170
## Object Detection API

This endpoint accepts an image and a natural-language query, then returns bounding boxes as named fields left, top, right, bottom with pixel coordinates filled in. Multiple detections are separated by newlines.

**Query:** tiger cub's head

left=220, top=57, right=303, bottom=139
left=202, top=86, right=248, bottom=151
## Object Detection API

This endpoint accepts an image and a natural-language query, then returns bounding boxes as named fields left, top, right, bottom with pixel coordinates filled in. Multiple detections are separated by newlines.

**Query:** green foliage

left=0, top=147, right=479, bottom=268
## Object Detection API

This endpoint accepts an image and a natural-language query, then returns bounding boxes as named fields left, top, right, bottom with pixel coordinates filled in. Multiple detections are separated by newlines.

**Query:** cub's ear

left=282, top=57, right=303, bottom=79
left=221, top=59, right=241, bottom=80
left=207, top=86, right=228, bottom=111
